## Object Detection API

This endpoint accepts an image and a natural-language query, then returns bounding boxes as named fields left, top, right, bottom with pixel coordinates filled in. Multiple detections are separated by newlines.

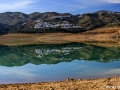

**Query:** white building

left=73, top=26, right=81, bottom=28
left=34, top=21, right=55, bottom=29
left=61, top=24, right=73, bottom=28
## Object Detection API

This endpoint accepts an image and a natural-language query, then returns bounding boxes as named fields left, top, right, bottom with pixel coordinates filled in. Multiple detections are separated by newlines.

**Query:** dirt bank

left=0, top=27, right=119, bottom=47
left=0, top=76, right=120, bottom=90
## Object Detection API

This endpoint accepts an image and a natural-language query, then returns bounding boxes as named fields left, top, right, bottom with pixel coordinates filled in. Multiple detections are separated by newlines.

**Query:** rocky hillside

left=0, top=12, right=28, bottom=25
left=0, top=10, right=120, bottom=34
left=78, top=10, right=120, bottom=29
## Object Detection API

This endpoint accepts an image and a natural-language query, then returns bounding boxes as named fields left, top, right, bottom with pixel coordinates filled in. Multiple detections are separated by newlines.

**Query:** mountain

left=0, top=10, right=120, bottom=34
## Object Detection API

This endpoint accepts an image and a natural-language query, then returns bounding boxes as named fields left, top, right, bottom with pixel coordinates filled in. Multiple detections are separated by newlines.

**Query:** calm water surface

left=0, top=43, right=120, bottom=84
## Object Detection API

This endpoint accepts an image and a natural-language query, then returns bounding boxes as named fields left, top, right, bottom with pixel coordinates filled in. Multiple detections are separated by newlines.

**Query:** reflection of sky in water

left=0, top=60, right=120, bottom=84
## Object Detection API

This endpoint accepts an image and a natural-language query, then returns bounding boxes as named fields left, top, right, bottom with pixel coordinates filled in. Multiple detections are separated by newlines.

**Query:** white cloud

left=0, top=0, right=36, bottom=12
left=103, top=0, right=120, bottom=3
left=74, top=0, right=120, bottom=4
left=103, top=69, right=120, bottom=75
left=0, top=67, right=37, bottom=77
left=73, top=0, right=103, bottom=5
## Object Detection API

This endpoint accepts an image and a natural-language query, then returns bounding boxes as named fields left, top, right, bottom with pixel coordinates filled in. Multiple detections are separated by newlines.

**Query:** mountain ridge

left=0, top=10, right=120, bottom=34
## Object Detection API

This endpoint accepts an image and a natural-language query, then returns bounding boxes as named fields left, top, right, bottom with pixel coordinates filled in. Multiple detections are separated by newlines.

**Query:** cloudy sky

left=0, top=0, right=120, bottom=14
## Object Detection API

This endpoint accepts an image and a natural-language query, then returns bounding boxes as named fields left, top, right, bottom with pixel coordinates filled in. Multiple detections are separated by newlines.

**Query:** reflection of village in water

left=0, top=43, right=120, bottom=67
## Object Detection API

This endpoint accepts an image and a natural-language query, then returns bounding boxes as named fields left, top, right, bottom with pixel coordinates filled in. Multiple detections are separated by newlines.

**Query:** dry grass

left=0, top=27, right=119, bottom=47
left=83, top=27, right=120, bottom=34
left=0, top=34, right=36, bottom=45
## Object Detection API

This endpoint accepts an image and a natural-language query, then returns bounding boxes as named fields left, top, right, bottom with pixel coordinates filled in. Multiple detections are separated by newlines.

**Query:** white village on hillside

left=34, top=15, right=81, bottom=29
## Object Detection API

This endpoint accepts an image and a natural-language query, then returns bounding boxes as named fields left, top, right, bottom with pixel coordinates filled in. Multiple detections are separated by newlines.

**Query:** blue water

left=0, top=43, right=120, bottom=84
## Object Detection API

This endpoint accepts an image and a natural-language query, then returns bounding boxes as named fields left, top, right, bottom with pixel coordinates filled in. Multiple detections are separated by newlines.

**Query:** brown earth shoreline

left=0, top=76, right=120, bottom=90
left=0, top=27, right=120, bottom=47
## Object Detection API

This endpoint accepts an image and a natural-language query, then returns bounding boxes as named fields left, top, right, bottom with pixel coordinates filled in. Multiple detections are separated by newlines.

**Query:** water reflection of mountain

left=0, top=43, right=120, bottom=67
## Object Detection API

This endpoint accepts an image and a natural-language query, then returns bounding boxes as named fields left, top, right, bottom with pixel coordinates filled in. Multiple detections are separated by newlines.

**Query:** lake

left=0, top=43, right=120, bottom=84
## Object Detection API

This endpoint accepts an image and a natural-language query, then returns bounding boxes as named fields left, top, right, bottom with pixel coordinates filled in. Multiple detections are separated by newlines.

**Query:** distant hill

left=0, top=12, right=28, bottom=25
left=0, top=10, right=120, bottom=34
left=77, top=10, right=120, bottom=30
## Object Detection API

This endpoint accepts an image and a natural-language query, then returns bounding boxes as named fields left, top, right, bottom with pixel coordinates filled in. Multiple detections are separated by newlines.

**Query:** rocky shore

left=0, top=76, right=120, bottom=90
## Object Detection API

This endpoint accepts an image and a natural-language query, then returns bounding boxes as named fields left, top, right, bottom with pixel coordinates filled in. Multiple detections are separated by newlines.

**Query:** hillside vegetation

left=0, top=10, right=120, bottom=34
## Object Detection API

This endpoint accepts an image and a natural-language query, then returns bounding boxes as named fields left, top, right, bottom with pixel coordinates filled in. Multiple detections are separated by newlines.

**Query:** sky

left=0, top=0, right=120, bottom=14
